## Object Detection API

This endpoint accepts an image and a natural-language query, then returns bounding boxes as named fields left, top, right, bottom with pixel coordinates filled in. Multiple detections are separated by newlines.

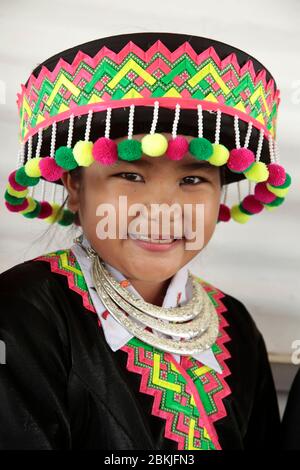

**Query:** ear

left=61, top=172, right=81, bottom=213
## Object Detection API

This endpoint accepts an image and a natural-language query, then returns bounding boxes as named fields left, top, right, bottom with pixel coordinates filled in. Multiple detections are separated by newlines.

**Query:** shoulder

left=197, top=276, right=265, bottom=353
left=0, top=249, right=75, bottom=350
left=0, top=248, right=74, bottom=296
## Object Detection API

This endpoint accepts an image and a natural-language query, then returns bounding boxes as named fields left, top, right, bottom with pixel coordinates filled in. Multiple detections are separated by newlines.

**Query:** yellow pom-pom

left=244, top=162, right=269, bottom=182
left=141, top=133, right=168, bottom=157
left=264, top=204, right=277, bottom=212
left=73, top=140, right=94, bottom=167
left=6, top=183, right=28, bottom=198
left=266, top=183, right=289, bottom=198
left=19, top=197, right=37, bottom=214
left=207, top=144, right=229, bottom=166
left=25, top=157, right=42, bottom=177
left=231, top=205, right=251, bottom=224
left=44, top=203, right=62, bottom=224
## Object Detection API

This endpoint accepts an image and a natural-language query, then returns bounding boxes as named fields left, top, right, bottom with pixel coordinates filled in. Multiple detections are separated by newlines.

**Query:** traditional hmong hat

left=4, top=32, right=291, bottom=226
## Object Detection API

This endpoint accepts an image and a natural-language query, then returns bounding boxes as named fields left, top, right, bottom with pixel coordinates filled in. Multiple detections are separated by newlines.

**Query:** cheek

left=186, top=187, right=221, bottom=241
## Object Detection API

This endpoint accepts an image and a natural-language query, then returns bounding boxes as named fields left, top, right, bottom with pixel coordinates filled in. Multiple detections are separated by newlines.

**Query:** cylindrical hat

left=4, top=32, right=291, bottom=226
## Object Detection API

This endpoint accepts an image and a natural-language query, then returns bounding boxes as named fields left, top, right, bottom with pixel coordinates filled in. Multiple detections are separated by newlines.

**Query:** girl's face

left=62, top=132, right=222, bottom=283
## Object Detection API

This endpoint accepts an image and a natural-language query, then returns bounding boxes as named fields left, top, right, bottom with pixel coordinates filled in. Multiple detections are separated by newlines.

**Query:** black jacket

left=0, top=250, right=280, bottom=450
left=282, top=368, right=300, bottom=449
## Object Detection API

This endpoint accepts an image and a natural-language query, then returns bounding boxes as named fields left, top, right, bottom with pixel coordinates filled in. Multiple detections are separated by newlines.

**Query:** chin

left=126, top=257, right=181, bottom=283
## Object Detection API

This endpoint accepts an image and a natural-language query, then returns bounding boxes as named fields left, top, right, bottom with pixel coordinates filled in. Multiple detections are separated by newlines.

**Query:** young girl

left=0, top=32, right=290, bottom=450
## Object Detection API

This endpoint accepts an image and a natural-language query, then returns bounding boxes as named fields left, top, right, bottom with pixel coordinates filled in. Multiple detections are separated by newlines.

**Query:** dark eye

left=115, top=172, right=144, bottom=182
left=181, top=175, right=206, bottom=185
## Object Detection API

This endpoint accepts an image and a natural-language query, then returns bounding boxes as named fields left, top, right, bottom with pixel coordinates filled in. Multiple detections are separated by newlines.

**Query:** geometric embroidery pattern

left=19, top=40, right=279, bottom=141
left=34, top=249, right=231, bottom=450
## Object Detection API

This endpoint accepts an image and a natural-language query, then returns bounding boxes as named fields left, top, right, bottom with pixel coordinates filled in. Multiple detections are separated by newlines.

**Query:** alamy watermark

left=94, top=197, right=205, bottom=250
left=291, top=339, right=300, bottom=365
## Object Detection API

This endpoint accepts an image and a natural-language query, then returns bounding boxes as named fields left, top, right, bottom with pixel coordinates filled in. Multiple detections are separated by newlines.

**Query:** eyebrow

left=110, top=159, right=216, bottom=171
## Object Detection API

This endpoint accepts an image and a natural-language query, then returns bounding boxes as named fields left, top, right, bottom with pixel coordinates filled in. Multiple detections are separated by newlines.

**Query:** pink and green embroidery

left=34, top=248, right=231, bottom=450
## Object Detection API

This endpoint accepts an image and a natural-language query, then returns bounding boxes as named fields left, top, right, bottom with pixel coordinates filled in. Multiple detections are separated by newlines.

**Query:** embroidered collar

left=71, top=235, right=222, bottom=373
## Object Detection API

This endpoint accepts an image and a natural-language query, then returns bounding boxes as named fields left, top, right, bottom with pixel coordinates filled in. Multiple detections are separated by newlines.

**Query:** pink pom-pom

left=38, top=201, right=53, bottom=219
left=39, top=157, right=64, bottom=181
left=254, top=182, right=277, bottom=203
left=241, top=195, right=264, bottom=214
left=227, top=148, right=255, bottom=172
left=8, top=170, right=27, bottom=191
left=166, top=136, right=189, bottom=160
left=5, top=199, right=29, bottom=212
left=92, top=137, right=118, bottom=165
left=267, top=163, right=286, bottom=186
left=218, top=203, right=231, bottom=222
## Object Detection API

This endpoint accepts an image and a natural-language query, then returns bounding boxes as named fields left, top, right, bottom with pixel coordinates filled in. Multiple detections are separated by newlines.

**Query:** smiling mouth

left=128, top=233, right=184, bottom=244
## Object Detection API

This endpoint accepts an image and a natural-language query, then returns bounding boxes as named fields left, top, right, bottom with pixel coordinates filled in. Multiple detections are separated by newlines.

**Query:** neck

left=128, top=277, right=172, bottom=306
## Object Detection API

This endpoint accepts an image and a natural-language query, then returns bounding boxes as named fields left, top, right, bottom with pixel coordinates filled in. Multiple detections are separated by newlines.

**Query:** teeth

left=129, top=233, right=181, bottom=244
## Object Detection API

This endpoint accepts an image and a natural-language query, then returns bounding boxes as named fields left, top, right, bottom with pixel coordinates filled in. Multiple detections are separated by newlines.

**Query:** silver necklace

left=75, top=237, right=219, bottom=355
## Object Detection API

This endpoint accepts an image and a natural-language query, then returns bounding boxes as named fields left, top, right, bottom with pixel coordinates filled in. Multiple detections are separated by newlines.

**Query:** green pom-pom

left=118, top=139, right=142, bottom=161
left=141, top=133, right=168, bottom=157
left=23, top=201, right=41, bottom=218
left=264, top=196, right=285, bottom=207
left=55, top=146, right=78, bottom=170
left=4, top=190, right=25, bottom=205
left=15, top=166, right=40, bottom=187
left=189, top=138, right=213, bottom=161
left=58, top=209, right=75, bottom=226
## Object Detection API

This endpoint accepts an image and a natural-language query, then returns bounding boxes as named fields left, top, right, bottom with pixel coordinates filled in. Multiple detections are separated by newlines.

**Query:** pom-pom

left=264, top=196, right=285, bottom=208
left=39, top=157, right=64, bottom=182
left=118, top=139, right=142, bottom=161
left=55, top=146, right=78, bottom=170
left=231, top=204, right=251, bottom=224
left=4, top=190, right=25, bottom=206
left=218, top=203, right=231, bottom=222
left=92, top=137, right=118, bottom=165
left=8, top=170, right=27, bottom=191
left=5, top=199, right=29, bottom=213
left=37, top=201, right=53, bottom=219
left=166, top=136, right=189, bottom=160
left=244, top=161, right=269, bottom=182
left=19, top=197, right=37, bottom=215
left=267, top=163, right=286, bottom=187
left=15, top=166, right=40, bottom=187
left=141, top=133, right=168, bottom=157
left=275, top=172, right=291, bottom=189
left=44, top=203, right=61, bottom=224
left=23, top=201, right=41, bottom=218
left=227, top=148, right=255, bottom=173
left=73, top=141, right=94, bottom=167
left=264, top=205, right=277, bottom=212
left=266, top=183, right=289, bottom=198
left=58, top=209, right=75, bottom=226
left=6, top=183, right=28, bottom=198
left=254, top=182, right=277, bottom=203
left=25, top=157, right=42, bottom=177
left=241, top=195, right=264, bottom=214
left=189, top=137, right=213, bottom=161
left=208, top=144, right=230, bottom=166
